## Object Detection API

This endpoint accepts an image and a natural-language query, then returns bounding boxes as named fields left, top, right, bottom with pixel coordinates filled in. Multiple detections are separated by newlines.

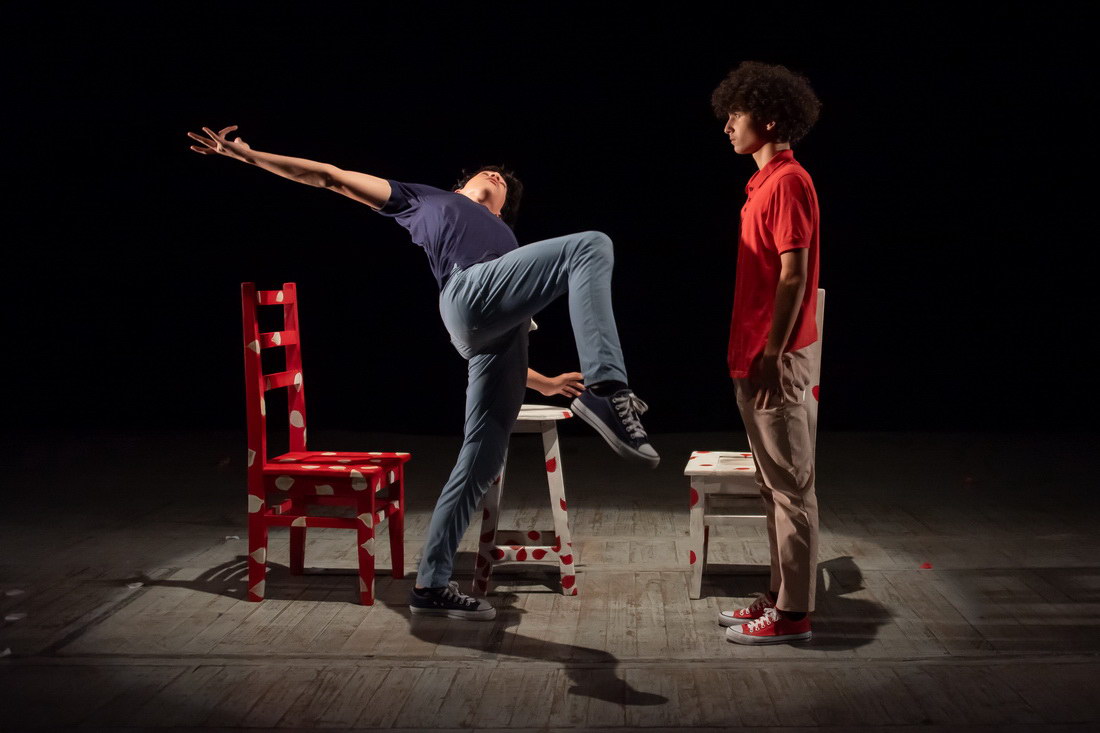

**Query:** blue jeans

left=416, top=230, right=629, bottom=587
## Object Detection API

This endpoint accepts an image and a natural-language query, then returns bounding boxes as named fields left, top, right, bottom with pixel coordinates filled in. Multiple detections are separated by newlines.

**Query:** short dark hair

left=711, top=61, right=822, bottom=145
left=453, top=164, right=524, bottom=227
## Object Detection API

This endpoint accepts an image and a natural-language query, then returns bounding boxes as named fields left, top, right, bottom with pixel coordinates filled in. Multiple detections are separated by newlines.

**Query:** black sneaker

left=408, top=581, right=496, bottom=620
left=571, top=388, right=660, bottom=468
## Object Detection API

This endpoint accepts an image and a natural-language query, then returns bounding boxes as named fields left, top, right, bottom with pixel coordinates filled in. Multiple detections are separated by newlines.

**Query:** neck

left=752, top=141, right=791, bottom=170
left=458, top=188, right=501, bottom=217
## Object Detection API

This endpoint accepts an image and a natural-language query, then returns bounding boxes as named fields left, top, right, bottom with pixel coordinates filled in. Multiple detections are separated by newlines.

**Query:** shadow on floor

left=124, top=557, right=385, bottom=601
left=375, top=580, right=669, bottom=708
left=132, top=555, right=889, bottom=654
left=703, top=555, right=892, bottom=651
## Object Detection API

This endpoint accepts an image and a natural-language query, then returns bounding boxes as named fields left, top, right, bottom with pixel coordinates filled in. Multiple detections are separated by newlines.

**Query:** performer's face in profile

left=724, top=110, right=771, bottom=155
left=455, top=170, right=508, bottom=217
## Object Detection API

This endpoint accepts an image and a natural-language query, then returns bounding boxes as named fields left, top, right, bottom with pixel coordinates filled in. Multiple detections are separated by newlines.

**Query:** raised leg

left=688, top=478, right=705, bottom=600
left=472, top=468, right=505, bottom=597
left=357, top=497, right=377, bottom=605
left=442, top=231, right=627, bottom=384
left=542, top=424, right=577, bottom=595
left=247, top=485, right=268, bottom=602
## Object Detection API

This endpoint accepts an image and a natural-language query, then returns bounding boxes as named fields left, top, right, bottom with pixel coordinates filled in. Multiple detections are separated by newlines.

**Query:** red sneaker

left=725, top=607, right=812, bottom=645
left=717, top=592, right=775, bottom=626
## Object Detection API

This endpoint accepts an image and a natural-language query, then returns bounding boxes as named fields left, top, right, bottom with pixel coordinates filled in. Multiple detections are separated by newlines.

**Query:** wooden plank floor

left=1, top=429, right=1099, bottom=730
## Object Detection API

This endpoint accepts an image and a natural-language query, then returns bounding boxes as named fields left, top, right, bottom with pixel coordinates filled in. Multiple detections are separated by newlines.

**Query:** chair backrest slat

left=258, top=330, right=299, bottom=349
left=256, top=289, right=296, bottom=305
left=264, top=370, right=303, bottom=391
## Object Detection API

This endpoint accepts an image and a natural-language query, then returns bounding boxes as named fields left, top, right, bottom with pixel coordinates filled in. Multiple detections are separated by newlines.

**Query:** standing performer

left=708, top=62, right=823, bottom=644
left=187, top=127, right=659, bottom=621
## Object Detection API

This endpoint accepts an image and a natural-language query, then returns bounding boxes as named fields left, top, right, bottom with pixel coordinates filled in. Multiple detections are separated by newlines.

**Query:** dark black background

left=3, top=2, right=1092, bottom=436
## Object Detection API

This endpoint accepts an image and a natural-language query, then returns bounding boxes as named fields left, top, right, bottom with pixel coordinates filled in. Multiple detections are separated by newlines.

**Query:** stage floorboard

left=2, top=430, right=1098, bottom=731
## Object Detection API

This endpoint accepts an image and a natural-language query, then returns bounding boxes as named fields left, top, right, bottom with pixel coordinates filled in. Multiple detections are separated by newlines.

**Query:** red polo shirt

left=728, top=149, right=820, bottom=379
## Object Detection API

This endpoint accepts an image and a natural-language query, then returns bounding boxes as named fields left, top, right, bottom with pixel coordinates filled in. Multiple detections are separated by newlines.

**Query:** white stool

left=472, top=404, right=578, bottom=596
left=685, top=288, right=825, bottom=599
left=685, top=451, right=763, bottom=599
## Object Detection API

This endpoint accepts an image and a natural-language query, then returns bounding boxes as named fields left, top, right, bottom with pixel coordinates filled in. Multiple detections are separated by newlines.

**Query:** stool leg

left=388, top=466, right=405, bottom=579
left=247, top=486, right=267, bottom=602
left=688, top=479, right=705, bottom=600
left=473, top=467, right=505, bottom=597
left=543, top=425, right=577, bottom=596
left=357, top=499, right=376, bottom=605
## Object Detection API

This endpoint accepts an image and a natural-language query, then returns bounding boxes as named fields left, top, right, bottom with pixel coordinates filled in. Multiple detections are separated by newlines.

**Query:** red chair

left=241, top=282, right=409, bottom=605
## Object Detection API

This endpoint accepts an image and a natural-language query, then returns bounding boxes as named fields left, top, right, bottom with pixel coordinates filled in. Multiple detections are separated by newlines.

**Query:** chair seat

left=271, top=450, right=410, bottom=465
left=261, top=461, right=399, bottom=498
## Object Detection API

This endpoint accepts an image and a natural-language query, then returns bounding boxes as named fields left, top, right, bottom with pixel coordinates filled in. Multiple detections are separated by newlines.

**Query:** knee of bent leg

left=579, top=230, right=614, bottom=260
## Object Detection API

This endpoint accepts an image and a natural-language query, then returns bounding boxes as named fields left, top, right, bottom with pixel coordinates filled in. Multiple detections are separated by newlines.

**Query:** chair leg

left=289, top=526, right=306, bottom=575
left=357, top=500, right=376, bottom=605
left=688, top=480, right=705, bottom=600
left=388, top=471, right=405, bottom=579
left=247, top=492, right=268, bottom=602
left=472, top=470, right=504, bottom=597
left=542, top=426, right=577, bottom=596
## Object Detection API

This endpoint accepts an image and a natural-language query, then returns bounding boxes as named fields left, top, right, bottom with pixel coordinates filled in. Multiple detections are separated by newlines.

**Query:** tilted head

left=711, top=61, right=822, bottom=155
left=454, top=165, right=524, bottom=226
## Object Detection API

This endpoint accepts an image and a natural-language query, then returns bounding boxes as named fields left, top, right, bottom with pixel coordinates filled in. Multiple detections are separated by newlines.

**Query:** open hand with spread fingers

left=187, top=125, right=253, bottom=162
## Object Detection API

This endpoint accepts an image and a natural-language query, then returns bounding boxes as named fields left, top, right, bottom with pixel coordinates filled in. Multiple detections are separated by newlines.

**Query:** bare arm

left=187, top=125, right=392, bottom=209
left=752, top=248, right=808, bottom=409
left=528, top=369, right=585, bottom=398
left=763, top=248, right=809, bottom=357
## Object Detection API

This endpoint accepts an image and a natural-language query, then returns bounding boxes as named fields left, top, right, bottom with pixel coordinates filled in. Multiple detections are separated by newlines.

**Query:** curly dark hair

left=711, top=61, right=822, bottom=145
left=453, top=164, right=524, bottom=227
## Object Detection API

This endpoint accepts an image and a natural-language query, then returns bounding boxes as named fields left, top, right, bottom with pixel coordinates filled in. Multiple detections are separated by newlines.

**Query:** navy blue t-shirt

left=374, top=180, right=518, bottom=288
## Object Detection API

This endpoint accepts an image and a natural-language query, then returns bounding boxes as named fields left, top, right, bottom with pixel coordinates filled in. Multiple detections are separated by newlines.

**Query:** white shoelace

left=440, top=581, right=477, bottom=608
left=745, top=607, right=780, bottom=632
left=611, top=392, right=649, bottom=440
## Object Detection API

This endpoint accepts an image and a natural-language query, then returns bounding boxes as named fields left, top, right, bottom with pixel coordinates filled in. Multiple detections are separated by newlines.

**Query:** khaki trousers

left=734, top=344, right=819, bottom=613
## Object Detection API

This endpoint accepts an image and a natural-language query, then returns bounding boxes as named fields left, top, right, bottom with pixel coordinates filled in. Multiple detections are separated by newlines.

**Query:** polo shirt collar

left=746, top=149, right=795, bottom=192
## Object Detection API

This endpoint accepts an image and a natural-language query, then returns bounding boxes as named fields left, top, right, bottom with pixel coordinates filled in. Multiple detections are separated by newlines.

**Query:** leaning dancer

left=709, top=62, right=823, bottom=644
left=188, top=126, right=659, bottom=621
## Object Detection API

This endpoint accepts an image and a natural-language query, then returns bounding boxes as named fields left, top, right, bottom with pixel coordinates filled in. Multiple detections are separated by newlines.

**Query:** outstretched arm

left=187, top=125, right=392, bottom=209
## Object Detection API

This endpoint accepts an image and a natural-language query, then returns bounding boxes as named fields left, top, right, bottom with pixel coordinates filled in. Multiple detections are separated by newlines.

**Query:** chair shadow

left=703, top=555, right=892, bottom=651
left=375, top=579, right=668, bottom=707
left=121, top=556, right=379, bottom=601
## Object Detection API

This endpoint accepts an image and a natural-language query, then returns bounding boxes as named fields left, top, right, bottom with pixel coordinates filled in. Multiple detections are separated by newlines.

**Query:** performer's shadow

left=376, top=580, right=668, bottom=708
left=703, top=555, right=891, bottom=651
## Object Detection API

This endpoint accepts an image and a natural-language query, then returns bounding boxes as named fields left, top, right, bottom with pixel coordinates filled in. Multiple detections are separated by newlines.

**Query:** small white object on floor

left=4, top=589, right=24, bottom=597
left=0, top=648, right=11, bottom=657
left=4, top=613, right=27, bottom=622
left=225, top=535, right=240, bottom=540
left=126, top=582, right=143, bottom=590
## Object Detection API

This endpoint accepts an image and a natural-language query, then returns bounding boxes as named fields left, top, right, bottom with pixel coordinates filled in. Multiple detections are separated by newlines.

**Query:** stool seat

left=513, top=404, right=574, bottom=431
left=684, top=450, right=756, bottom=479
left=473, top=404, right=579, bottom=596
